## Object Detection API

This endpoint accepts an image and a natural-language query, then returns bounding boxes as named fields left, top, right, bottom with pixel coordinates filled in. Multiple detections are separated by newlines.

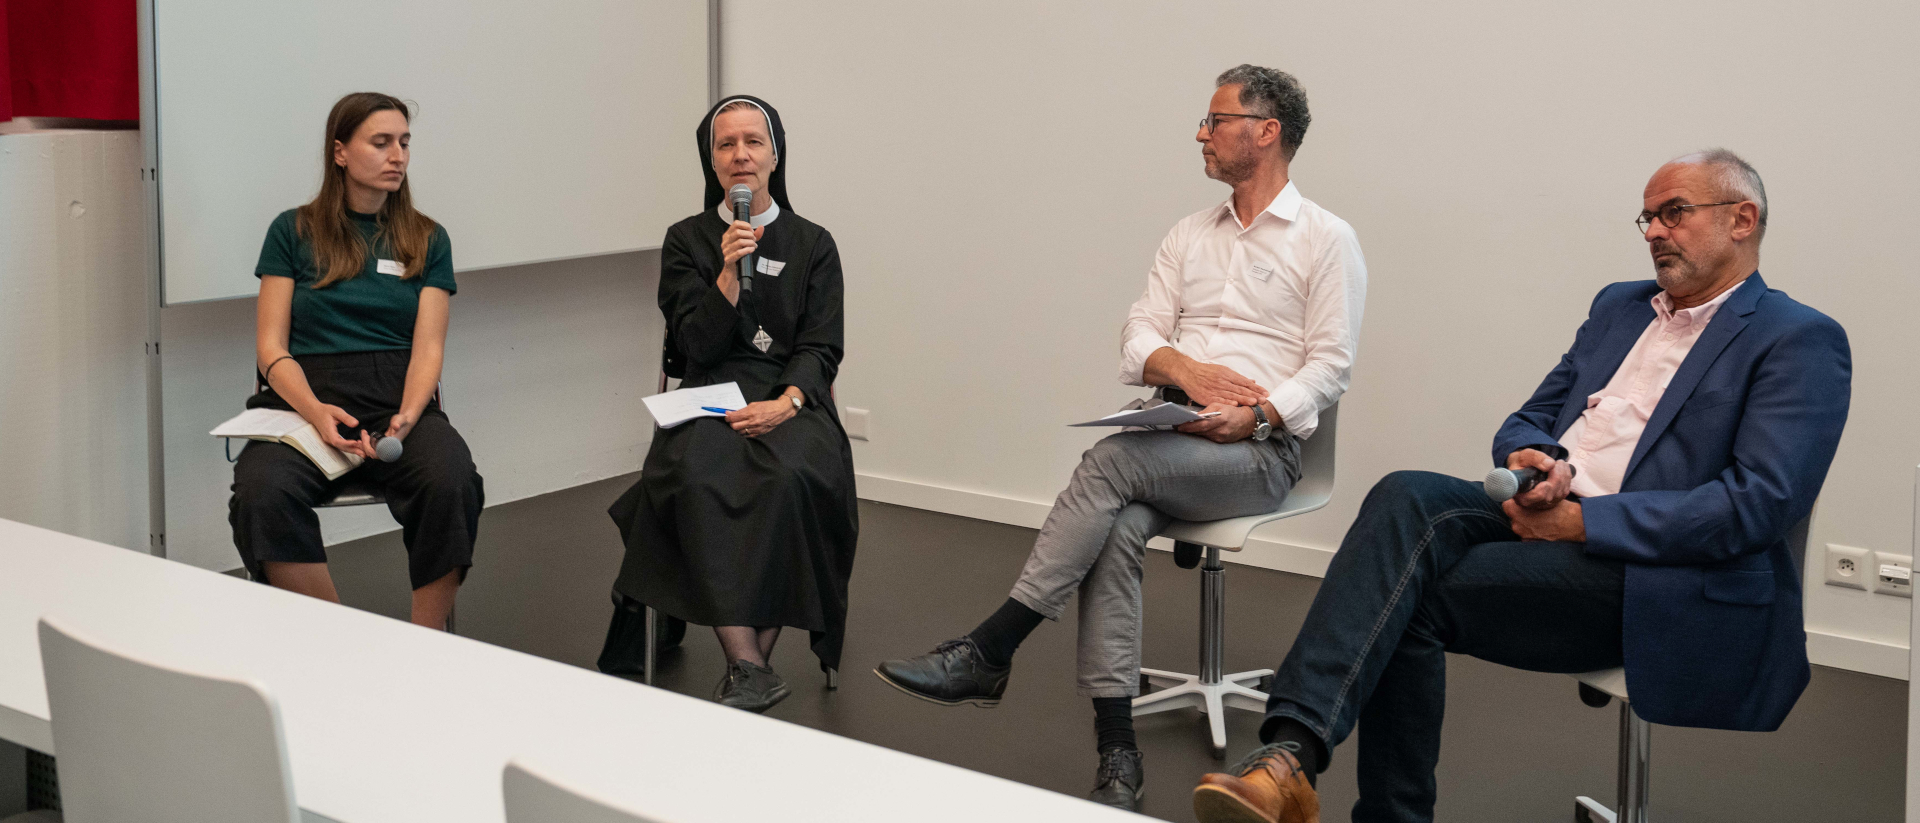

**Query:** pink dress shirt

left=1559, top=285, right=1741, bottom=497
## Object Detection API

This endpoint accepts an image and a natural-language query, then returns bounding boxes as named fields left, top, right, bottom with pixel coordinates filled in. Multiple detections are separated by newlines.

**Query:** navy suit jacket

left=1492, top=273, right=1850, bottom=731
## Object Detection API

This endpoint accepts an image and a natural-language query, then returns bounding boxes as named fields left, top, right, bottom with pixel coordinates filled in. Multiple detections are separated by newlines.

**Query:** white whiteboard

left=151, top=0, right=709, bottom=304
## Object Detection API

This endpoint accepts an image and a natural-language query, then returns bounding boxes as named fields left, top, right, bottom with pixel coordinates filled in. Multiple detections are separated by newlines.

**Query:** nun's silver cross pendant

left=752, top=327, right=773, bottom=352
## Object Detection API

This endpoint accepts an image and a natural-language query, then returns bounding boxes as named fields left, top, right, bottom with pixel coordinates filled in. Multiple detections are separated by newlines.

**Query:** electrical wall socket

left=1874, top=552, right=1912, bottom=598
left=1825, top=544, right=1870, bottom=591
left=844, top=407, right=871, bottom=441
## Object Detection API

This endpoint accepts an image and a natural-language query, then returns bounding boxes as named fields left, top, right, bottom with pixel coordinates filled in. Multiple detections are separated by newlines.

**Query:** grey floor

left=319, top=474, right=1906, bottom=822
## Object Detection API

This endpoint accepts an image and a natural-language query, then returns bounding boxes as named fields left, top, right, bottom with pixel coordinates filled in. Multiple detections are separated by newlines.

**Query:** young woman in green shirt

left=230, top=92, right=484, bottom=629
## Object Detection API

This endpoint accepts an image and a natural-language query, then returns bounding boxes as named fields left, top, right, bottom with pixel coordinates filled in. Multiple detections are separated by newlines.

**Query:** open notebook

left=211, top=408, right=363, bottom=479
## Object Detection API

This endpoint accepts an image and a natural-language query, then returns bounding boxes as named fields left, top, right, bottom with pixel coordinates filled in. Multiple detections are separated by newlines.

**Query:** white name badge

left=376, top=259, right=406, bottom=276
left=1249, top=263, right=1274, bottom=281
left=755, top=257, right=786, bottom=276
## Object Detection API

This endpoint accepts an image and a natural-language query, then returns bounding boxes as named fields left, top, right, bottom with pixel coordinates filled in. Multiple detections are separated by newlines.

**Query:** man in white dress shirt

left=876, top=64, right=1367, bottom=811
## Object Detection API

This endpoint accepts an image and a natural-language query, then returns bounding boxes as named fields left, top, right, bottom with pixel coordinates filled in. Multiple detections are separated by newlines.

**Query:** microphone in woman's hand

left=374, top=435, right=403, bottom=463
left=338, top=423, right=404, bottom=462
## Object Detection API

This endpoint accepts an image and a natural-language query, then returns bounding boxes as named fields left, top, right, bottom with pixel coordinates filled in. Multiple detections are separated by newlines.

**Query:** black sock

left=1092, top=697, right=1137, bottom=753
left=965, top=598, right=1045, bottom=667
left=1261, top=717, right=1321, bottom=788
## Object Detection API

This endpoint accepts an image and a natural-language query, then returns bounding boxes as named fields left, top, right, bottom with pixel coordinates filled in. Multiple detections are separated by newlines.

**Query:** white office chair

left=1568, top=514, right=1812, bottom=823
left=33, top=615, right=302, bottom=823
left=504, top=759, right=672, bottom=823
left=1134, top=403, right=1339, bottom=759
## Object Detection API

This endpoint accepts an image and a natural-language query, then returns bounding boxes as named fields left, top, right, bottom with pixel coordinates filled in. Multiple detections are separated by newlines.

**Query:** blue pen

left=702, top=406, right=738, bottom=414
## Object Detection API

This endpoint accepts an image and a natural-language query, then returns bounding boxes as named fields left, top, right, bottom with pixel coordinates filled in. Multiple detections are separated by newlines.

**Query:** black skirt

left=608, top=402, right=858, bottom=671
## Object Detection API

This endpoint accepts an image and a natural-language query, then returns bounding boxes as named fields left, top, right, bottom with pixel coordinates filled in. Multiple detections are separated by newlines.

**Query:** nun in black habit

left=603, top=95, right=858, bottom=713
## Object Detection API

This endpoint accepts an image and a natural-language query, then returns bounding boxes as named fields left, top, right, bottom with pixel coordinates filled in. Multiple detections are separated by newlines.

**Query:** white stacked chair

left=29, top=615, right=303, bottom=823
left=504, top=759, right=671, bottom=823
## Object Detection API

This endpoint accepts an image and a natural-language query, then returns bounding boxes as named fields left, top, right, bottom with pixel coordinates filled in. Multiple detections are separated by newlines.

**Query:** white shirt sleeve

left=1118, top=224, right=1187, bottom=387
left=1264, top=219, right=1366, bottom=438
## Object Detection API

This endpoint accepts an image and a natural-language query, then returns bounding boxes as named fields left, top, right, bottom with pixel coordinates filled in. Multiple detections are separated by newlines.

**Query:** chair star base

left=1134, top=666, right=1274, bottom=759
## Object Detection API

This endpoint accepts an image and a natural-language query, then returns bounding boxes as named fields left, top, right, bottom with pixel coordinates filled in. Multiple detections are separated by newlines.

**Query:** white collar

left=1651, top=279, right=1739, bottom=324
left=1221, top=180, right=1302, bottom=228
left=716, top=199, right=781, bottom=228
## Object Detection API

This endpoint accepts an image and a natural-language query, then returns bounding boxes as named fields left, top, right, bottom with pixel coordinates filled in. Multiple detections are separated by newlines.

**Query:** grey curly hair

left=1216, top=64, right=1311, bottom=160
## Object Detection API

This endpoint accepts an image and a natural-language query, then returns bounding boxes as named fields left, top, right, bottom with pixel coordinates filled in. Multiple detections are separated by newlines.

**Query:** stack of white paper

left=1069, top=403, right=1219, bottom=428
left=642, top=382, right=751, bottom=428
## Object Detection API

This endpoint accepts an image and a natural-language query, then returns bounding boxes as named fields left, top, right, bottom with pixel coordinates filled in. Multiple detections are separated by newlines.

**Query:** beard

left=1204, top=149, right=1256, bottom=185
left=1652, top=244, right=1694, bottom=292
left=1651, top=235, right=1730, bottom=294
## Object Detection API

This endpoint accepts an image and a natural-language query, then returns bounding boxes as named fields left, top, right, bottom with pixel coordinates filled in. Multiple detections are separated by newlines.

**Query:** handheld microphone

left=1484, top=463, right=1576, bottom=502
left=1483, top=467, right=1543, bottom=502
left=374, top=435, right=404, bottom=463
left=728, top=184, right=755, bottom=293
left=338, top=424, right=405, bottom=463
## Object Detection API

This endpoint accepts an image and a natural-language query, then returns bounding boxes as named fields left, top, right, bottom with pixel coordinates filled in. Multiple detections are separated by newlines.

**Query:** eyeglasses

left=1635, top=201, right=1740, bottom=233
left=1198, top=112, right=1268, bottom=133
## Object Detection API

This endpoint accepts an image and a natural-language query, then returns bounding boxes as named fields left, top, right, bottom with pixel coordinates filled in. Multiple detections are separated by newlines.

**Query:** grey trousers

left=1009, top=429, right=1302, bottom=697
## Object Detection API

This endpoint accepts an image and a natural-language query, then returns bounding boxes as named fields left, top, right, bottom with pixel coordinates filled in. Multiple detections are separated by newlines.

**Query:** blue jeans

left=1264, top=471, right=1625, bottom=823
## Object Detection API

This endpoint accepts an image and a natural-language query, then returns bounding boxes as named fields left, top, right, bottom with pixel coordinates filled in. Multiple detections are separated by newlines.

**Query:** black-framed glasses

left=1635, top=201, right=1740, bottom=233
left=1199, top=112, right=1268, bottom=133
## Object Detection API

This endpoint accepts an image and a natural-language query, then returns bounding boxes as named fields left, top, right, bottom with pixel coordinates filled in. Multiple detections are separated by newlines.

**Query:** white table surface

left=0, top=518, right=1131, bottom=822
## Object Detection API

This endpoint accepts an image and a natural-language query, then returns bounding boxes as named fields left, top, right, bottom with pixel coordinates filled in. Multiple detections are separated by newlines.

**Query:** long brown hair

left=296, top=92, right=436, bottom=289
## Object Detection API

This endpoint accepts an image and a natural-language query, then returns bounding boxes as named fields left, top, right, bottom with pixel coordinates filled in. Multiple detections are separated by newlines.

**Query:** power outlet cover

left=1874, top=551, right=1912, bottom=598
left=1825, top=544, right=1871, bottom=591
left=844, top=407, right=871, bottom=441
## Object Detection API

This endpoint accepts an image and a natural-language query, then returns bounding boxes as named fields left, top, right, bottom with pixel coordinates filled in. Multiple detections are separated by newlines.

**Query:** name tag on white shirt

left=376, top=259, right=405, bottom=276
left=755, top=258, right=786, bottom=276
left=1248, top=263, right=1274, bottom=281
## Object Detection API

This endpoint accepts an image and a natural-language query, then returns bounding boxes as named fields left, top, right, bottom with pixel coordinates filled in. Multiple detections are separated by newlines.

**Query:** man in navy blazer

left=1191, top=149, right=1851, bottom=823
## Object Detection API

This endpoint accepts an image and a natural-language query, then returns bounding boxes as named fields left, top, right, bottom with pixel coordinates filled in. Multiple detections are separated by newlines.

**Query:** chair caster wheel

left=1139, top=672, right=1154, bottom=694
left=1211, top=744, right=1226, bottom=760
left=1256, top=674, right=1273, bottom=692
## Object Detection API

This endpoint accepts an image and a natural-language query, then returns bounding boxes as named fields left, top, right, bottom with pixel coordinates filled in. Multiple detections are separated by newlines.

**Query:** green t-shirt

left=254, top=208, right=457, bottom=356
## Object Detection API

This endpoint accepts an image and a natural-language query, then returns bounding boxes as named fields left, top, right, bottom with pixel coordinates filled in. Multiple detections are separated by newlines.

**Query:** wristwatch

left=1251, top=405, right=1272, bottom=441
left=788, top=392, right=804, bottom=411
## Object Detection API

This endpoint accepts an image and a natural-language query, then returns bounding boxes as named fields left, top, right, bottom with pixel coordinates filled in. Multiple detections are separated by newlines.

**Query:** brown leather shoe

left=1192, top=743, right=1321, bottom=823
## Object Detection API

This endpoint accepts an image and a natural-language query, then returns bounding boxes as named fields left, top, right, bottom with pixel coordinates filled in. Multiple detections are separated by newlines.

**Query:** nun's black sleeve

left=776, top=229, right=845, bottom=405
left=659, top=222, right=743, bottom=370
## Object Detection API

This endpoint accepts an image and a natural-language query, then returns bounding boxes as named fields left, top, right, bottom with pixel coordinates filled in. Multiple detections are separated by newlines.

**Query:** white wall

left=724, top=0, right=1920, bottom=677
left=160, top=250, right=662, bottom=571
left=0, top=130, right=149, bottom=551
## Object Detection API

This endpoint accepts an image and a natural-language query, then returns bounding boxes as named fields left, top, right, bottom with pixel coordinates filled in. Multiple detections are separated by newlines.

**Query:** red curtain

left=0, top=0, right=138, bottom=122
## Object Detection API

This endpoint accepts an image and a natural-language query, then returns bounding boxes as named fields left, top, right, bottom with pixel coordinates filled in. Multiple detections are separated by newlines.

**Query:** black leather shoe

left=1089, top=747, right=1145, bottom=811
left=714, top=660, right=790, bottom=713
left=873, top=638, right=1011, bottom=707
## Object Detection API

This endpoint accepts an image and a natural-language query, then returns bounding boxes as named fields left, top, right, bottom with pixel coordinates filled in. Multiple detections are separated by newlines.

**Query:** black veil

left=697, top=94, right=791, bottom=213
